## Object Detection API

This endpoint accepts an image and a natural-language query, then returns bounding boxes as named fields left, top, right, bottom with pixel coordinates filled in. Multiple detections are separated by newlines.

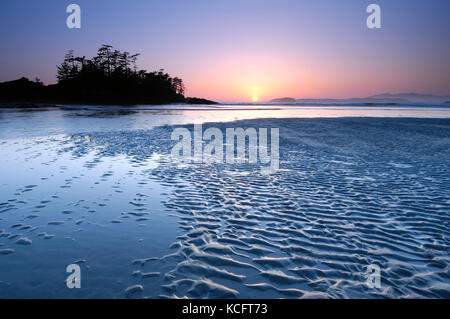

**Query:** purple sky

left=0, top=0, right=449, bottom=102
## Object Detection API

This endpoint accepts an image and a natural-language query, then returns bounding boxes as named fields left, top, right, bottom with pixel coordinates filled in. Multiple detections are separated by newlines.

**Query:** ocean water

left=0, top=105, right=449, bottom=298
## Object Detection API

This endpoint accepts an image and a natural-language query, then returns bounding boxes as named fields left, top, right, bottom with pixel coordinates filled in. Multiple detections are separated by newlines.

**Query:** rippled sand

left=0, top=117, right=449, bottom=298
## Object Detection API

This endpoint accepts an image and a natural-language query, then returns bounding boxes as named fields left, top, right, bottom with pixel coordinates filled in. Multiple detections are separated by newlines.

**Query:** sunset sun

left=251, top=87, right=260, bottom=103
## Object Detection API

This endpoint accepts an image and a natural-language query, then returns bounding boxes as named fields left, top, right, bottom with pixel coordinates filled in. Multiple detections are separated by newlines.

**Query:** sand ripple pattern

left=57, top=118, right=450, bottom=298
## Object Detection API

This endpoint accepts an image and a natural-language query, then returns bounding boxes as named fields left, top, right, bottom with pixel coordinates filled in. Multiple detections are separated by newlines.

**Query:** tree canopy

left=56, top=44, right=185, bottom=103
left=0, top=44, right=217, bottom=105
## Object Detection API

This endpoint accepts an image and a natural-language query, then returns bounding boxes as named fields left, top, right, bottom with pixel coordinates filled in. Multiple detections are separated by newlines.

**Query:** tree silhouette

left=1, top=44, right=217, bottom=105
left=54, top=45, right=186, bottom=104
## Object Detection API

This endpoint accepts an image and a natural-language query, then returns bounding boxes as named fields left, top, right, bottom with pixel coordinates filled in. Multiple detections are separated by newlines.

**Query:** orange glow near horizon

left=147, top=39, right=450, bottom=103
left=169, top=43, right=450, bottom=102
left=251, top=87, right=260, bottom=103
left=179, top=51, right=304, bottom=103
left=177, top=49, right=403, bottom=103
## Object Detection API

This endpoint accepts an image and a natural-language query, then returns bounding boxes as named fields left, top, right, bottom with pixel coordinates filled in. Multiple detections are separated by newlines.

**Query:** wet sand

left=0, top=107, right=449, bottom=298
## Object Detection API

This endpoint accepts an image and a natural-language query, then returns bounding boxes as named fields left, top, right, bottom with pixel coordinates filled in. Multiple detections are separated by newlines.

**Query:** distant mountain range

left=269, top=93, right=450, bottom=104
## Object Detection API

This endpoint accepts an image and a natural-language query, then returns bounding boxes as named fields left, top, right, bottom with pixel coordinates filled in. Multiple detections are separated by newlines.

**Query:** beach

left=0, top=105, right=449, bottom=298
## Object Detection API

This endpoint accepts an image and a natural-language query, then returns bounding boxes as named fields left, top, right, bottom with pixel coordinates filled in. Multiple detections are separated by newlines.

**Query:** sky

left=0, top=0, right=449, bottom=102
